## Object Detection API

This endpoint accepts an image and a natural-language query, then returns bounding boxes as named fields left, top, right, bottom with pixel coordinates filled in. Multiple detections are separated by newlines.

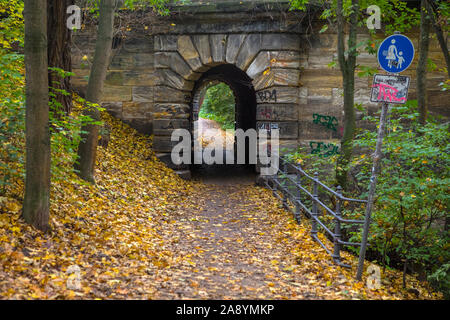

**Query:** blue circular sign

left=378, top=34, right=415, bottom=73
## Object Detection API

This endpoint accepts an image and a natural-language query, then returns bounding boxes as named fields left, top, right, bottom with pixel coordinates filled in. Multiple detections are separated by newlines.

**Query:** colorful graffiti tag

left=370, top=74, right=410, bottom=104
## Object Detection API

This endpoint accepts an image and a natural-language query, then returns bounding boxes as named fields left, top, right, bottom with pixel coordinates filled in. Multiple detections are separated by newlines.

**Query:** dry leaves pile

left=0, top=113, right=442, bottom=300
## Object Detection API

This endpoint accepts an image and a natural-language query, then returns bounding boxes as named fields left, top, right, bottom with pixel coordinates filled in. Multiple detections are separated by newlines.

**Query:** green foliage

left=0, top=40, right=100, bottom=196
left=1, top=0, right=177, bottom=193
left=349, top=102, right=449, bottom=292
left=48, top=68, right=103, bottom=181
left=427, top=58, right=438, bottom=72
left=428, top=263, right=450, bottom=299
left=284, top=101, right=449, bottom=295
left=0, top=52, right=25, bottom=194
left=0, top=0, right=24, bottom=49
left=300, top=0, right=421, bottom=34
left=283, top=149, right=340, bottom=195
left=439, top=79, right=450, bottom=91
left=436, top=0, right=450, bottom=22
left=0, top=0, right=25, bottom=194
left=289, top=0, right=421, bottom=78
left=0, top=67, right=102, bottom=195
left=288, top=0, right=309, bottom=11
left=199, top=83, right=235, bottom=130
left=362, top=0, right=420, bottom=34
left=356, top=65, right=378, bottom=78
left=81, top=0, right=172, bottom=15
left=122, top=0, right=171, bottom=14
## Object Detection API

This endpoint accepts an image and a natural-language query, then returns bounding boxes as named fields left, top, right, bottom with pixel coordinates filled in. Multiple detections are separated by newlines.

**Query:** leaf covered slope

left=0, top=113, right=442, bottom=299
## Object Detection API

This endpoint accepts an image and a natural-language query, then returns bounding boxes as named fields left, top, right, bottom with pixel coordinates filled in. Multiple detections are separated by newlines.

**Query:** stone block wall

left=72, top=29, right=156, bottom=134
left=71, top=1, right=449, bottom=168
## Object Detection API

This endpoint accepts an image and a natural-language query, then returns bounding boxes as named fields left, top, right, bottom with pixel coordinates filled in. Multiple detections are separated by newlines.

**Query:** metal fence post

left=311, top=172, right=319, bottom=239
left=270, top=176, right=276, bottom=196
left=282, top=161, right=288, bottom=209
left=333, top=186, right=343, bottom=264
left=271, top=165, right=279, bottom=197
left=294, top=167, right=302, bottom=223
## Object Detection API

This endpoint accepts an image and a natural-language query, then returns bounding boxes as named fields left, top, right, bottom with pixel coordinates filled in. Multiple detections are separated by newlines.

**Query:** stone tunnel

left=71, top=0, right=449, bottom=178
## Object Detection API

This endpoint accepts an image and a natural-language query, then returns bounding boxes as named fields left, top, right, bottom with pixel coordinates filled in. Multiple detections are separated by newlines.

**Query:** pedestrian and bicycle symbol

left=378, top=34, right=414, bottom=73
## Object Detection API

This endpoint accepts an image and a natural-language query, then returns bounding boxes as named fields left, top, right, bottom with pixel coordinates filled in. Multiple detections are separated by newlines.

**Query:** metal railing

left=262, top=157, right=367, bottom=268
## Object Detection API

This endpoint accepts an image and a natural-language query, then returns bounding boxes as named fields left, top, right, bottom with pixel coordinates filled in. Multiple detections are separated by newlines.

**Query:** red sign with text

left=370, top=74, right=410, bottom=104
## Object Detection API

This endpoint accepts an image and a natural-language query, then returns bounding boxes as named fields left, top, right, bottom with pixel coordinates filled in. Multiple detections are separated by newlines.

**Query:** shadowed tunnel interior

left=191, top=64, right=258, bottom=184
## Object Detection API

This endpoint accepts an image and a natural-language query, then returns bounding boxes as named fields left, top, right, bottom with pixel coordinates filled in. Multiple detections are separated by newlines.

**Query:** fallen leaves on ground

left=0, top=113, right=442, bottom=300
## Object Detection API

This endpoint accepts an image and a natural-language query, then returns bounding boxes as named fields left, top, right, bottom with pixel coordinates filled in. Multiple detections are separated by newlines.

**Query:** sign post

left=356, top=33, right=414, bottom=281
left=356, top=101, right=389, bottom=281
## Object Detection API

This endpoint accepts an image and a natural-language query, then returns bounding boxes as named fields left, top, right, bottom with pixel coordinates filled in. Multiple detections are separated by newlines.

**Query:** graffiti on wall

left=310, top=141, right=340, bottom=158
left=312, top=113, right=338, bottom=132
left=257, top=89, right=277, bottom=102
left=257, top=122, right=279, bottom=133
left=258, top=106, right=291, bottom=120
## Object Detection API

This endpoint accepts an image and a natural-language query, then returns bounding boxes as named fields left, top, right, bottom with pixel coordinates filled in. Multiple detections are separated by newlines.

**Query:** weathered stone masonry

left=72, top=0, right=449, bottom=174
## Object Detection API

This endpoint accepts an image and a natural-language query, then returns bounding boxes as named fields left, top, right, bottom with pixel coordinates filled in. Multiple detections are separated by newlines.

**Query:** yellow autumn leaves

left=0, top=111, right=442, bottom=300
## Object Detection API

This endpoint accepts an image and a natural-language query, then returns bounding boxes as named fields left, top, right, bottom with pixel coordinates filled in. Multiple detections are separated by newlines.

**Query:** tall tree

left=23, top=0, right=51, bottom=231
left=335, top=0, right=358, bottom=190
left=75, top=0, right=116, bottom=183
left=417, top=0, right=431, bottom=125
left=74, top=0, right=169, bottom=182
left=47, top=0, right=74, bottom=114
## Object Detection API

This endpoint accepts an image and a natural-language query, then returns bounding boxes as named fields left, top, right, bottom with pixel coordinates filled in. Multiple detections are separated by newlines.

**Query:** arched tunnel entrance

left=190, top=64, right=257, bottom=184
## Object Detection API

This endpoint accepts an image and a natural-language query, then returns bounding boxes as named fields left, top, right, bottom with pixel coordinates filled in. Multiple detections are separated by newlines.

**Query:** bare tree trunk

left=23, top=0, right=51, bottom=232
left=426, top=0, right=450, bottom=78
left=47, top=0, right=74, bottom=114
left=75, top=0, right=116, bottom=183
left=336, top=0, right=358, bottom=190
left=417, top=0, right=431, bottom=125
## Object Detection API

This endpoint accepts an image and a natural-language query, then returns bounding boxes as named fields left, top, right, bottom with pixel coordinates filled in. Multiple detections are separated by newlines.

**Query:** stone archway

left=191, top=64, right=256, bottom=133
left=190, top=64, right=257, bottom=169
left=152, top=33, right=301, bottom=175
